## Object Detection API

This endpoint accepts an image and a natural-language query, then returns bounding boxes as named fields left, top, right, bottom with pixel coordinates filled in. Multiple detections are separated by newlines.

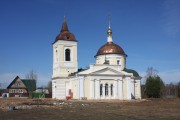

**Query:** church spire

left=107, top=15, right=113, bottom=43
left=61, top=16, right=69, bottom=32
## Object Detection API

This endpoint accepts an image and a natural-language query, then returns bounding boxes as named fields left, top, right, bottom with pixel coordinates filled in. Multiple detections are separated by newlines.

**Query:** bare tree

left=47, top=81, right=52, bottom=93
left=146, top=67, right=158, bottom=78
left=26, top=69, right=38, bottom=81
left=25, top=69, right=38, bottom=98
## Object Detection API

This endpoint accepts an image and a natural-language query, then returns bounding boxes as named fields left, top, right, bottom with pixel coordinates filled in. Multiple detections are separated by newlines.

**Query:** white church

left=52, top=17, right=141, bottom=100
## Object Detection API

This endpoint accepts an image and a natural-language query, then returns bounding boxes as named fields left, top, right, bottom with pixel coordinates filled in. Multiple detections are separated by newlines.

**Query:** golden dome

left=95, top=42, right=126, bottom=56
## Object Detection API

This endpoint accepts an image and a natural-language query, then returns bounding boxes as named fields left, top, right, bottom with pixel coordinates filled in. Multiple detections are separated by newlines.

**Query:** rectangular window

left=19, top=89, right=23, bottom=93
left=111, top=84, right=113, bottom=96
left=11, top=89, right=16, bottom=93
left=105, top=84, right=108, bottom=96
left=100, top=84, right=103, bottom=96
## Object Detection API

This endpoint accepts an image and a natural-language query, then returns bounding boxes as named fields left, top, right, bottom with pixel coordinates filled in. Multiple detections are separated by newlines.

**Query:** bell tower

left=52, top=17, right=78, bottom=79
left=52, top=17, right=78, bottom=99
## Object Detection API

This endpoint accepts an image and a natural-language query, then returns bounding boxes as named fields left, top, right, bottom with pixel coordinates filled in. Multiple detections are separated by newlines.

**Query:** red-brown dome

left=95, top=42, right=126, bottom=56
left=55, top=31, right=76, bottom=41
left=53, top=17, right=77, bottom=43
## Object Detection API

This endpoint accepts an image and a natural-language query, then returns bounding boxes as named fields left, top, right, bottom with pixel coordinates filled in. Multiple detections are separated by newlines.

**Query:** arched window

left=100, top=84, right=103, bottom=96
left=65, top=49, right=71, bottom=61
left=117, top=60, right=120, bottom=65
left=105, top=83, right=108, bottom=96
left=110, top=84, right=113, bottom=96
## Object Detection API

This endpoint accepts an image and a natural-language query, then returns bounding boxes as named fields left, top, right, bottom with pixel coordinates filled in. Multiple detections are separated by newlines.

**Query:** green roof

left=7, top=76, right=37, bottom=92
left=123, top=68, right=140, bottom=77
left=21, top=79, right=36, bottom=91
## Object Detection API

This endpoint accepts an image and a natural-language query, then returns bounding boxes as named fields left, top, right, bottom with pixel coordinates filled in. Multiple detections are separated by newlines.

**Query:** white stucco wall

left=52, top=79, right=66, bottom=99
left=95, top=54, right=126, bottom=70
left=52, top=40, right=78, bottom=78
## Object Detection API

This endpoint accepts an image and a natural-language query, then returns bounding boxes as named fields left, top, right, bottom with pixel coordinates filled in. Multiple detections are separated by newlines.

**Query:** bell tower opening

left=65, top=49, right=71, bottom=61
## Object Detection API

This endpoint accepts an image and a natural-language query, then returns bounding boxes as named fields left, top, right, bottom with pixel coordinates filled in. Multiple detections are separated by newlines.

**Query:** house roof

left=21, top=79, right=36, bottom=91
left=7, top=76, right=36, bottom=91
left=7, top=76, right=19, bottom=89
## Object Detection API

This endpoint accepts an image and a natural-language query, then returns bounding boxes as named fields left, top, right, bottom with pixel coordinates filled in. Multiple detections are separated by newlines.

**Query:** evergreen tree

left=145, top=76, right=165, bottom=98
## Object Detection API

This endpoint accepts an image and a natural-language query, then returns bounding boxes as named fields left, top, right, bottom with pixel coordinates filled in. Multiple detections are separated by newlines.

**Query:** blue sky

left=0, top=0, right=180, bottom=87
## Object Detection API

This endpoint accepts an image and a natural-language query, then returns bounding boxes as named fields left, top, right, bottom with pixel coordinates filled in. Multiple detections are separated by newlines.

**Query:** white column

left=135, top=80, right=141, bottom=99
left=131, top=79, right=135, bottom=99
left=78, top=76, right=84, bottom=99
left=52, top=80, right=56, bottom=98
left=90, top=80, right=95, bottom=99
left=119, top=80, right=123, bottom=99
left=134, top=82, right=138, bottom=99
left=65, top=81, right=70, bottom=96
left=139, top=80, right=142, bottom=100
left=102, top=84, right=105, bottom=99
left=108, top=84, right=110, bottom=99
left=127, top=78, right=131, bottom=100
left=95, top=79, right=100, bottom=99
left=114, top=79, right=118, bottom=99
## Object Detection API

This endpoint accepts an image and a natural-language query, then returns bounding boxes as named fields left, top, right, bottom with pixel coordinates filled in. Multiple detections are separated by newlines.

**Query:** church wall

left=95, top=54, right=126, bottom=70
left=52, top=79, right=66, bottom=99
left=121, top=57, right=126, bottom=70
left=58, top=45, right=64, bottom=62
left=84, top=77, right=91, bottom=99
left=70, top=78, right=79, bottom=99
left=117, top=79, right=123, bottom=99
left=111, top=57, right=120, bottom=65
left=135, top=79, right=141, bottom=99
left=52, top=41, right=78, bottom=78
left=72, top=45, right=78, bottom=67
left=122, top=79, right=128, bottom=99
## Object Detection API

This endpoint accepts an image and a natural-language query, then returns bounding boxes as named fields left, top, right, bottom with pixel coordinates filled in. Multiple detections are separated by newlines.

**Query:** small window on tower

left=117, top=60, right=120, bottom=65
left=65, top=49, right=71, bottom=61
left=104, top=60, right=109, bottom=64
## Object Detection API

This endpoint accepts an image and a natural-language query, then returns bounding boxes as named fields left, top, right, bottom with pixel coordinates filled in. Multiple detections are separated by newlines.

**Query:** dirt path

left=0, top=98, right=179, bottom=120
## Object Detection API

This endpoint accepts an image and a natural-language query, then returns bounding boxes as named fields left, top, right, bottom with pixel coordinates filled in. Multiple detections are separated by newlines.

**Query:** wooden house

left=7, top=76, right=36, bottom=97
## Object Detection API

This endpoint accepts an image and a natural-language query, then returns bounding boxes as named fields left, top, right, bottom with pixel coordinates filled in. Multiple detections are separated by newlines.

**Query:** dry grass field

left=0, top=98, right=179, bottom=120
